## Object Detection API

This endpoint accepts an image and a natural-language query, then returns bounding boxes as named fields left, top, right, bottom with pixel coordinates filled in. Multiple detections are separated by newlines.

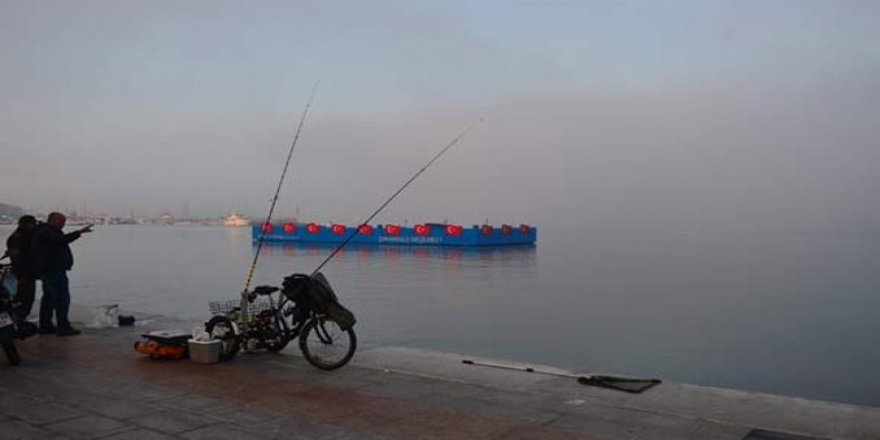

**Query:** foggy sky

left=1, top=0, right=878, bottom=234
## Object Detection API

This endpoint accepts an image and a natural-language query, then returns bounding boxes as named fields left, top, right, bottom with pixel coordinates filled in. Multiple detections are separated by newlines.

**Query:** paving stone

left=128, top=409, right=217, bottom=434
left=0, top=420, right=57, bottom=439
left=126, top=385, right=185, bottom=403
left=0, top=392, right=44, bottom=414
left=355, top=372, right=452, bottom=399
left=628, top=417, right=713, bottom=440
left=102, top=428, right=179, bottom=440
left=498, top=426, right=606, bottom=440
left=548, top=412, right=645, bottom=440
left=4, top=380, right=71, bottom=400
left=319, top=432, right=389, bottom=440
left=276, top=365, right=380, bottom=390
left=45, top=389, right=108, bottom=407
left=8, top=402, right=86, bottom=425
left=201, top=406, right=372, bottom=440
left=180, top=423, right=273, bottom=440
left=74, top=395, right=161, bottom=420
left=743, top=429, right=832, bottom=440
left=207, top=405, right=286, bottom=431
left=683, top=421, right=753, bottom=440
left=44, top=414, right=134, bottom=439
left=94, top=381, right=183, bottom=403
left=0, top=373, right=54, bottom=397
left=307, top=397, right=516, bottom=440
left=157, top=395, right=236, bottom=415
left=267, top=417, right=384, bottom=440
left=421, top=393, right=562, bottom=425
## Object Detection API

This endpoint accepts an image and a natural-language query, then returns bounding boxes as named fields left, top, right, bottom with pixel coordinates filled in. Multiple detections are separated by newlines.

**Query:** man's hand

left=79, top=224, right=94, bottom=234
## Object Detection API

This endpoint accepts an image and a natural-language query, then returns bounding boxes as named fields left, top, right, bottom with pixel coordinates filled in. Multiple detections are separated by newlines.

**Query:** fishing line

left=243, top=81, right=320, bottom=295
left=311, top=117, right=485, bottom=276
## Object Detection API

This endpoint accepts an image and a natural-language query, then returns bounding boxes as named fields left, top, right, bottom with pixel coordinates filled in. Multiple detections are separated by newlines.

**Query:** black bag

left=282, top=272, right=357, bottom=331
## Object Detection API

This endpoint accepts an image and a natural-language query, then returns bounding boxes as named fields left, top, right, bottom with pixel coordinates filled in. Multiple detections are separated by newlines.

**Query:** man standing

left=32, top=212, right=92, bottom=336
left=4, top=215, right=39, bottom=335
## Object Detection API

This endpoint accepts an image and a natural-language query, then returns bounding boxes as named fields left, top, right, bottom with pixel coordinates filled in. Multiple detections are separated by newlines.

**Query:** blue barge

left=253, top=222, right=536, bottom=246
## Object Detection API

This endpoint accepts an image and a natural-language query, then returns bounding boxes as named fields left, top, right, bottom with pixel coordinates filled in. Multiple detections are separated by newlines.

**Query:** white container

left=188, top=339, right=221, bottom=364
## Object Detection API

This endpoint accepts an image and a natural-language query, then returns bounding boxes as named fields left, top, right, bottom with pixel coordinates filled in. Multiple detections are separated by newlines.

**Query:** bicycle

left=204, top=272, right=357, bottom=370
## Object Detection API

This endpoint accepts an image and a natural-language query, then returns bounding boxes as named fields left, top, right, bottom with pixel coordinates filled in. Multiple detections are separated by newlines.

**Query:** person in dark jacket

left=31, top=212, right=92, bottom=336
left=4, top=215, right=39, bottom=332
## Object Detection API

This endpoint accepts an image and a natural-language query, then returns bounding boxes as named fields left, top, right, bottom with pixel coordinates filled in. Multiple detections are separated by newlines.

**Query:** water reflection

left=256, top=241, right=537, bottom=266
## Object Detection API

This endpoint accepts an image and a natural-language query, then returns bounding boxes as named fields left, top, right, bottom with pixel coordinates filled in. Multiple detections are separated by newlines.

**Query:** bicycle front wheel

left=299, top=318, right=356, bottom=370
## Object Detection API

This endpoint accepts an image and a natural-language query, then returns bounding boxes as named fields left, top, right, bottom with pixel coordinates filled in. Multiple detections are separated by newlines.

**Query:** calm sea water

left=3, top=224, right=878, bottom=406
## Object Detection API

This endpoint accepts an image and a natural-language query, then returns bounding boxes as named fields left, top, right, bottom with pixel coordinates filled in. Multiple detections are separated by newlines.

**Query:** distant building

left=224, top=212, right=250, bottom=227
left=155, top=213, right=175, bottom=225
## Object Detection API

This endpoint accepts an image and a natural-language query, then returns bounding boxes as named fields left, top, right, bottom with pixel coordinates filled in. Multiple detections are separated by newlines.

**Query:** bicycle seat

left=254, top=285, right=279, bottom=296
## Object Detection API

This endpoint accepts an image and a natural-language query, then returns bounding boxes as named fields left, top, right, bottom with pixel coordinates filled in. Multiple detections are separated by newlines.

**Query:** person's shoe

left=38, top=327, right=57, bottom=335
left=56, top=327, right=81, bottom=337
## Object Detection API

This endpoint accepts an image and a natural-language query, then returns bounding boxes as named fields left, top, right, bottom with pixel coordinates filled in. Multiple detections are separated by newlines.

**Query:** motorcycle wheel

left=1, top=329, right=20, bottom=366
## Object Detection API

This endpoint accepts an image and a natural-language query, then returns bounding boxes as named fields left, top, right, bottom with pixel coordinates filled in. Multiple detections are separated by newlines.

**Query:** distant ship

left=224, top=213, right=250, bottom=227
left=253, top=221, right=536, bottom=246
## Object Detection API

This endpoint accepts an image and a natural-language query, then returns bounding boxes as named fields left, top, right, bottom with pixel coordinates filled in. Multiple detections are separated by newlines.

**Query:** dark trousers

left=12, top=270, right=35, bottom=323
left=39, top=271, right=71, bottom=331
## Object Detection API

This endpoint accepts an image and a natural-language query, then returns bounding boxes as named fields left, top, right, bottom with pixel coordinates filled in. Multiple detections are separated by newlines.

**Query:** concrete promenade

left=0, top=308, right=877, bottom=439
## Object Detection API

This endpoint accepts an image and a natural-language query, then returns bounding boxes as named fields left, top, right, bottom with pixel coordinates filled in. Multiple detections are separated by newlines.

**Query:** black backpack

left=282, top=272, right=357, bottom=330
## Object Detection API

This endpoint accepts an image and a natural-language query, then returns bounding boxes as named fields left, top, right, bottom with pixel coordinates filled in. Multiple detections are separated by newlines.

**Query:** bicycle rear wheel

left=206, top=316, right=240, bottom=360
left=299, top=318, right=356, bottom=370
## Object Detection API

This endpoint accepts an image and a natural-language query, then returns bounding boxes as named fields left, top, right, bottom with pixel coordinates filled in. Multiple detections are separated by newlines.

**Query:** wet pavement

left=0, top=308, right=877, bottom=439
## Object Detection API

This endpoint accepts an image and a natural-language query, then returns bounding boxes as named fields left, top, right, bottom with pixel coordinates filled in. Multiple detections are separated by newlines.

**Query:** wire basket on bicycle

left=208, top=299, right=272, bottom=315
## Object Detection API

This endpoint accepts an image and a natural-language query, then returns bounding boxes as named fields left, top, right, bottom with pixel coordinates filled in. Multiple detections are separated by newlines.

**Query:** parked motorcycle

left=0, top=259, right=21, bottom=365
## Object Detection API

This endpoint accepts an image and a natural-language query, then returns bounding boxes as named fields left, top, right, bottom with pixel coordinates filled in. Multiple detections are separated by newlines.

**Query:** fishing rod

left=243, top=81, right=320, bottom=296
left=311, top=118, right=485, bottom=276
left=461, top=359, right=661, bottom=393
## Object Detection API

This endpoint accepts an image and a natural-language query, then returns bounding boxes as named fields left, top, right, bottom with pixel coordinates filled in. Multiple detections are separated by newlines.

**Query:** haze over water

left=4, top=224, right=876, bottom=407
left=2, top=0, right=879, bottom=409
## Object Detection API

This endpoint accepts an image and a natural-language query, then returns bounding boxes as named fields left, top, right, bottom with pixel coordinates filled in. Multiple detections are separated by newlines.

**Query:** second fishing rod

left=239, top=81, right=319, bottom=331
left=310, top=118, right=485, bottom=276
